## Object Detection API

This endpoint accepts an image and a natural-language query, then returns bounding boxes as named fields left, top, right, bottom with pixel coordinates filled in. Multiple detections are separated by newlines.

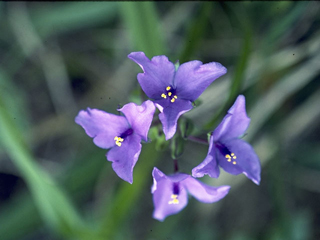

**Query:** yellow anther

left=233, top=161, right=236, bottom=165
left=171, top=98, right=176, bottom=103
left=168, top=194, right=179, bottom=204
left=166, top=86, right=171, bottom=91
left=174, top=95, right=177, bottom=99
left=114, top=136, right=124, bottom=147
left=225, top=154, right=231, bottom=159
left=168, top=92, right=172, bottom=96
left=227, top=159, right=231, bottom=162
left=230, top=153, right=237, bottom=159
left=161, top=93, right=167, bottom=99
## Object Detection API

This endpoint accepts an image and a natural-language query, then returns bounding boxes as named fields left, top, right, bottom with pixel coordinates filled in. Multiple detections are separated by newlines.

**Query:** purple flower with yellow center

left=152, top=167, right=230, bottom=221
left=75, top=100, right=155, bottom=184
left=128, top=52, right=227, bottom=140
left=192, top=95, right=261, bottom=184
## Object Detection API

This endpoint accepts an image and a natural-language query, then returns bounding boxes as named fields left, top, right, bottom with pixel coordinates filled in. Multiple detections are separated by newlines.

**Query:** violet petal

left=213, top=95, right=250, bottom=142
left=106, top=134, right=142, bottom=184
left=152, top=171, right=188, bottom=221
left=192, top=135, right=220, bottom=178
left=118, top=100, right=155, bottom=142
left=75, top=108, right=129, bottom=149
left=128, top=52, right=175, bottom=99
left=217, top=138, right=261, bottom=185
left=182, top=177, right=230, bottom=203
left=155, top=98, right=193, bottom=140
left=174, top=60, right=227, bottom=101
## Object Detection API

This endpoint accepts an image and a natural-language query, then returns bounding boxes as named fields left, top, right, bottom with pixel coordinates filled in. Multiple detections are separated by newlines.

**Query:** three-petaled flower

left=75, top=100, right=155, bottom=184
left=128, top=52, right=227, bottom=140
left=192, top=95, right=261, bottom=184
left=152, top=167, right=230, bottom=221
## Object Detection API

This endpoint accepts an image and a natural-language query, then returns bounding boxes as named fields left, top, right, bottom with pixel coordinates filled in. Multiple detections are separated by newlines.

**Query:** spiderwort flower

left=128, top=52, right=227, bottom=140
left=152, top=167, right=230, bottom=221
left=192, top=95, right=261, bottom=184
left=75, top=100, right=155, bottom=184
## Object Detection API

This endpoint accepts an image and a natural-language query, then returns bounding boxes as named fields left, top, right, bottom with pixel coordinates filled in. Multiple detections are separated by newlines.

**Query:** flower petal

left=75, top=108, right=129, bottom=149
left=106, top=134, right=142, bottom=184
left=192, top=135, right=220, bottom=178
left=118, top=100, right=155, bottom=141
left=213, top=95, right=250, bottom=142
left=152, top=167, right=166, bottom=188
left=128, top=52, right=175, bottom=99
left=182, top=176, right=230, bottom=203
left=217, top=139, right=261, bottom=185
left=174, top=60, right=227, bottom=101
left=152, top=175, right=188, bottom=222
left=155, top=99, right=193, bottom=140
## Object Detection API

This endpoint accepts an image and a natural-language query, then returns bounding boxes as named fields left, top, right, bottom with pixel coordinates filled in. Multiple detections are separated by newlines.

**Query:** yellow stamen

left=166, top=86, right=171, bottom=91
left=227, top=159, right=231, bottom=162
left=114, top=136, right=124, bottom=147
left=171, top=98, right=176, bottom=103
left=225, top=154, right=231, bottom=159
left=174, top=95, right=177, bottom=99
left=233, top=161, right=236, bottom=165
left=230, top=153, right=237, bottom=159
left=161, top=93, right=167, bottom=99
left=168, top=194, right=179, bottom=204
left=168, top=92, right=172, bottom=96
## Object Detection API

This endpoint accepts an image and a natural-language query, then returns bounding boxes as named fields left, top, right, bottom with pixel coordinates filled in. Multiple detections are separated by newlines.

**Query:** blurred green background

left=0, top=2, right=319, bottom=240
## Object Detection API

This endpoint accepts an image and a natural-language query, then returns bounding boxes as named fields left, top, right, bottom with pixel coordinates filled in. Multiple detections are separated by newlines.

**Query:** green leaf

left=178, top=2, right=213, bottom=63
left=31, top=2, right=118, bottom=37
left=204, top=6, right=252, bottom=131
left=120, top=2, right=166, bottom=56
left=171, top=134, right=185, bottom=159
left=0, top=93, right=88, bottom=238
left=97, top=142, right=161, bottom=239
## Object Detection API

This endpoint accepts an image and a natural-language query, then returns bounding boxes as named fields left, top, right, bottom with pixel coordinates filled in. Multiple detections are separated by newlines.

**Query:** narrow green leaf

left=0, top=93, right=88, bottom=238
left=97, top=142, right=161, bottom=239
left=179, top=2, right=213, bottom=63
left=120, top=2, right=166, bottom=56
left=204, top=10, right=252, bottom=131
left=31, top=2, right=118, bottom=37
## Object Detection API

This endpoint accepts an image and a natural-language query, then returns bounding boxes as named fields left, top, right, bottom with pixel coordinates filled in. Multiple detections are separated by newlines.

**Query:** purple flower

left=192, top=95, right=261, bottom=184
left=152, top=167, right=230, bottom=221
left=75, top=100, right=155, bottom=184
left=128, top=52, right=227, bottom=140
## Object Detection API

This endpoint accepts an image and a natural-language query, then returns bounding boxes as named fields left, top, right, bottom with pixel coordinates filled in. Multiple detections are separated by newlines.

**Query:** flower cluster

left=75, top=52, right=261, bottom=221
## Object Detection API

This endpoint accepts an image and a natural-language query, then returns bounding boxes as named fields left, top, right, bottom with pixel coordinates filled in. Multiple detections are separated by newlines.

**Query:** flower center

left=161, top=86, right=178, bottom=103
left=168, top=182, right=180, bottom=204
left=114, top=128, right=133, bottom=147
left=215, top=142, right=237, bottom=164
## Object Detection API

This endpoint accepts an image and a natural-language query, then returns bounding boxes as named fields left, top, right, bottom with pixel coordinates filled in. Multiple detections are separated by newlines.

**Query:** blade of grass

left=0, top=145, right=108, bottom=240
left=178, top=2, right=213, bottom=63
left=97, top=142, right=161, bottom=239
left=204, top=4, right=252, bottom=131
left=0, top=93, right=92, bottom=238
left=247, top=54, right=320, bottom=140
left=31, top=2, right=118, bottom=37
left=120, top=2, right=166, bottom=56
